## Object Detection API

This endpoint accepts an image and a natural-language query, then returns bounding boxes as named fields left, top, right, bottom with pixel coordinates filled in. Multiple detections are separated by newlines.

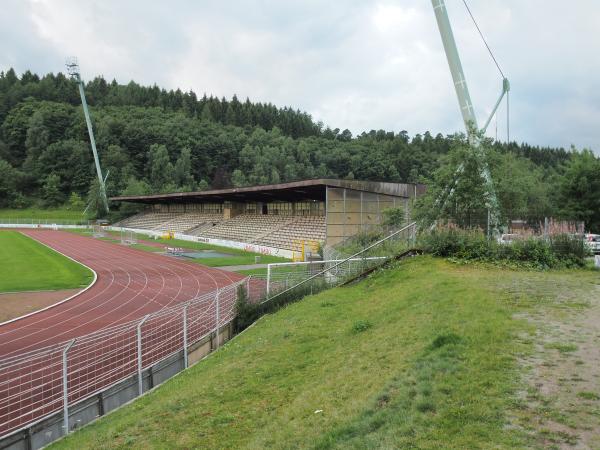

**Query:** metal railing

left=0, top=222, right=417, bottom=441
left=254, top=222, right=417, bottom=304
left=0, top=278, right=250, bottom=438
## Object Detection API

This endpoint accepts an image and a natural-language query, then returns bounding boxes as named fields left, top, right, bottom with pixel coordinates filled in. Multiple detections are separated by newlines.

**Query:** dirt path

left=499, top=271, right=600, bottom=449
left=0, top=289, right=80, bottom=323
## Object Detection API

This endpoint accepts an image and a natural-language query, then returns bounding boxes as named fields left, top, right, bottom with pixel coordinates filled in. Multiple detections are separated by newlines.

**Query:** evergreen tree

left=23, top=110, right=49, bottom=173
left=174, top=147, right=194, bottom=190
left=42, top=173, right=63, bottom=207
left=147, top=144, right=175, bottom=192
left=68, top=192, right=85, bottom=210
left=200, top=103, right=214, bottom=122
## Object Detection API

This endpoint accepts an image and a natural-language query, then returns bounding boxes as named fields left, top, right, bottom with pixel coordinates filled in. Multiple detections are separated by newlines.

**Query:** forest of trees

left=0, top=68, right=599, bottom=230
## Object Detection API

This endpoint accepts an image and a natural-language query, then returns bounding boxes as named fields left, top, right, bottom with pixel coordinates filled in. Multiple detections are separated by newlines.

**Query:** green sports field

left=0, top=207, right=87, bottom=221
left=0, top=231, right=93, bottom=293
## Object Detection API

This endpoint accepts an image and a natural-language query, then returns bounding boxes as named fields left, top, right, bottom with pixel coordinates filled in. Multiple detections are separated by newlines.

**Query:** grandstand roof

left=111, top=179, right=426, bottom=204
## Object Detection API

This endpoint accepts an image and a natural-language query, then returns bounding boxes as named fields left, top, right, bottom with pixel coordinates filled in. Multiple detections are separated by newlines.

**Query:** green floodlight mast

left=431, top=0, right=510, bottom=235
left=66, top=57, right=109, bottom=214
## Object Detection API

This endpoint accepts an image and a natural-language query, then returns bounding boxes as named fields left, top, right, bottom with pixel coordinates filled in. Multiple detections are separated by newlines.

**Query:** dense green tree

left=0, top=67, right=593, bottom=225
left=0, top=158, right=20, bottom=207
left=42, top=173, right=63, bottom=207
left=37, top=140, right=91, bottom=195
left=147, top=144, right=175, bottom=192
left=86, top=178, right=105, bottom=218
left=23, top=111, right=49, bottom=174
left=174, top=147, right=194, bottom=190
left=558, top=150, right=600, bottom=232
left=492, top=151, right=552, bottom=223
left=231, top=169, right=246, bottom=187
left=414, top=137, right=555, bottom=230
left=68, top=192, right=85, bottom=210
left=200, top=103, right=214, bottom=122
left=118, top=176, right=151, bottom=216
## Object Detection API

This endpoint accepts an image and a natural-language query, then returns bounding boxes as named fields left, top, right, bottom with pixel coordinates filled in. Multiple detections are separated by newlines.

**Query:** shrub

left=550, top=234, right=589, bottom=267
left=429, top=333, right=463, bottom=350
left=351, top=320, right=373, bottom=333
left=420, top=228, right=490, bottom=259
left=419, top=227, right=587, bottom=269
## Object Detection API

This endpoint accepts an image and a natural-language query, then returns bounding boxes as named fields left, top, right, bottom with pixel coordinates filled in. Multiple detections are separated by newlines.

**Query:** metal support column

left=430, top=0, right=502, bottom=233
left=431, top=0, right=479, bottom=138
left=342, top=188, right=347, bottom=240
left=62, top=339, right=76, bottom=435
left=214, top=289, right=220, bottom=349
left=182, top=305, right=189, bottom=369
left=266, top=265, right=272, bottom=299
left=137, top=315, right=149, bottom=396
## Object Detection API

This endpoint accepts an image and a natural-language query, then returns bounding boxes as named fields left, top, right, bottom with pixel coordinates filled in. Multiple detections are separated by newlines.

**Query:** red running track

left=0, top=230, right=244, bottom=358
left=0, top=230, right=255, bottom=436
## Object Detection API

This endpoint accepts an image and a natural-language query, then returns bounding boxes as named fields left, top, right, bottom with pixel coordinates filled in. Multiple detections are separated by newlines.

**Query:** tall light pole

left=66, top=57, right=109, bottom=213
left=431, top=0, right=509, bottom=234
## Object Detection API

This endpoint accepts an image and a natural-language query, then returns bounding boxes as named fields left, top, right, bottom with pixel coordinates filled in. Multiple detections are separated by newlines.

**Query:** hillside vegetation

left=0, top=207, right=86, bottom=221
left=3, top=68, right=598, bottom=230
left=50, top=256, right=580, bottom=449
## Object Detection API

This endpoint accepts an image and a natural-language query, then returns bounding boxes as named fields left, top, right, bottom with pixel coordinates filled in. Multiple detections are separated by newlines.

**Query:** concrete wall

left=325, top=187, right=410, bottom=246
left=0, top=323, right=233, bottom=450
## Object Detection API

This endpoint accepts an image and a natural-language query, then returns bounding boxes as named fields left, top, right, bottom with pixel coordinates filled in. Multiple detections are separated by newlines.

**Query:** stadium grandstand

left=112, top=179, right=425, bottom=256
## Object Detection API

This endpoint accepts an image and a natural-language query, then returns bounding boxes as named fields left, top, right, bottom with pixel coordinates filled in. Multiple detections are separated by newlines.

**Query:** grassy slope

left=52, top=257, right=550, bottom=449
left=0, top=207, right=86, bottom=221
left=0, top=231, right=93, bottom=292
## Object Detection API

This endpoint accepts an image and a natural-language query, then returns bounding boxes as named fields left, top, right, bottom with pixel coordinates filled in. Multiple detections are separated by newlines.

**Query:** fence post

left=182, top=305, right=188, bottom=369
left=245, top=276, right=250, bottom=298
left=215, top=288, right=220, bottom=349
left=266, top=264, right=272, bottom=299
left=137, top=315, right=150, bottom=396
left=62, top=339, right=76, bottom=435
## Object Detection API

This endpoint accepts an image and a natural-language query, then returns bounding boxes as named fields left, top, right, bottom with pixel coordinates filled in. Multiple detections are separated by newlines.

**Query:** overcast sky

left=2, top=0, right=599, bottom=152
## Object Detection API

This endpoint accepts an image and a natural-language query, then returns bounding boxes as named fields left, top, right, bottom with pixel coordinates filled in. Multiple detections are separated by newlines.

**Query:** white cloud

left=0, top=0, right=598, bottom=152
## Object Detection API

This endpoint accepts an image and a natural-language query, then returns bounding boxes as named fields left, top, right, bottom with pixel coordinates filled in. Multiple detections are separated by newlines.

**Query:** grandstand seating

left=256, top=216, right=326, bottom=251
left=153, top=213, right=223, bottom=233
left=201, top=214, right=292, bottom=243
left=116, top=212, right=181, bottom=230
left=116, top=210, right=326, bottom=251
left=115, top=212, right=222, bottom=234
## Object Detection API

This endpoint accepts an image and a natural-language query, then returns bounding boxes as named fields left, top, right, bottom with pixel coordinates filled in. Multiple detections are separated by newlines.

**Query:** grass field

left=136, top=235, right=289, bottom=266
left=0, top=231, right=93, bottom=293
left=51, top=256, right=598, bottom=449
left=93, top=230, right=290, bottom=266
left=66, top=228, right=290, bottom=267
left=0, top=207, right=87, bottom=221
left=235, top=267, right=268, bottom=276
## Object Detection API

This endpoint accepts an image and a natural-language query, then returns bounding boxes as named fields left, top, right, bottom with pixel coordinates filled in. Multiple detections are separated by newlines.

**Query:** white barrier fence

left=0, top=279, right=250, bottom=439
